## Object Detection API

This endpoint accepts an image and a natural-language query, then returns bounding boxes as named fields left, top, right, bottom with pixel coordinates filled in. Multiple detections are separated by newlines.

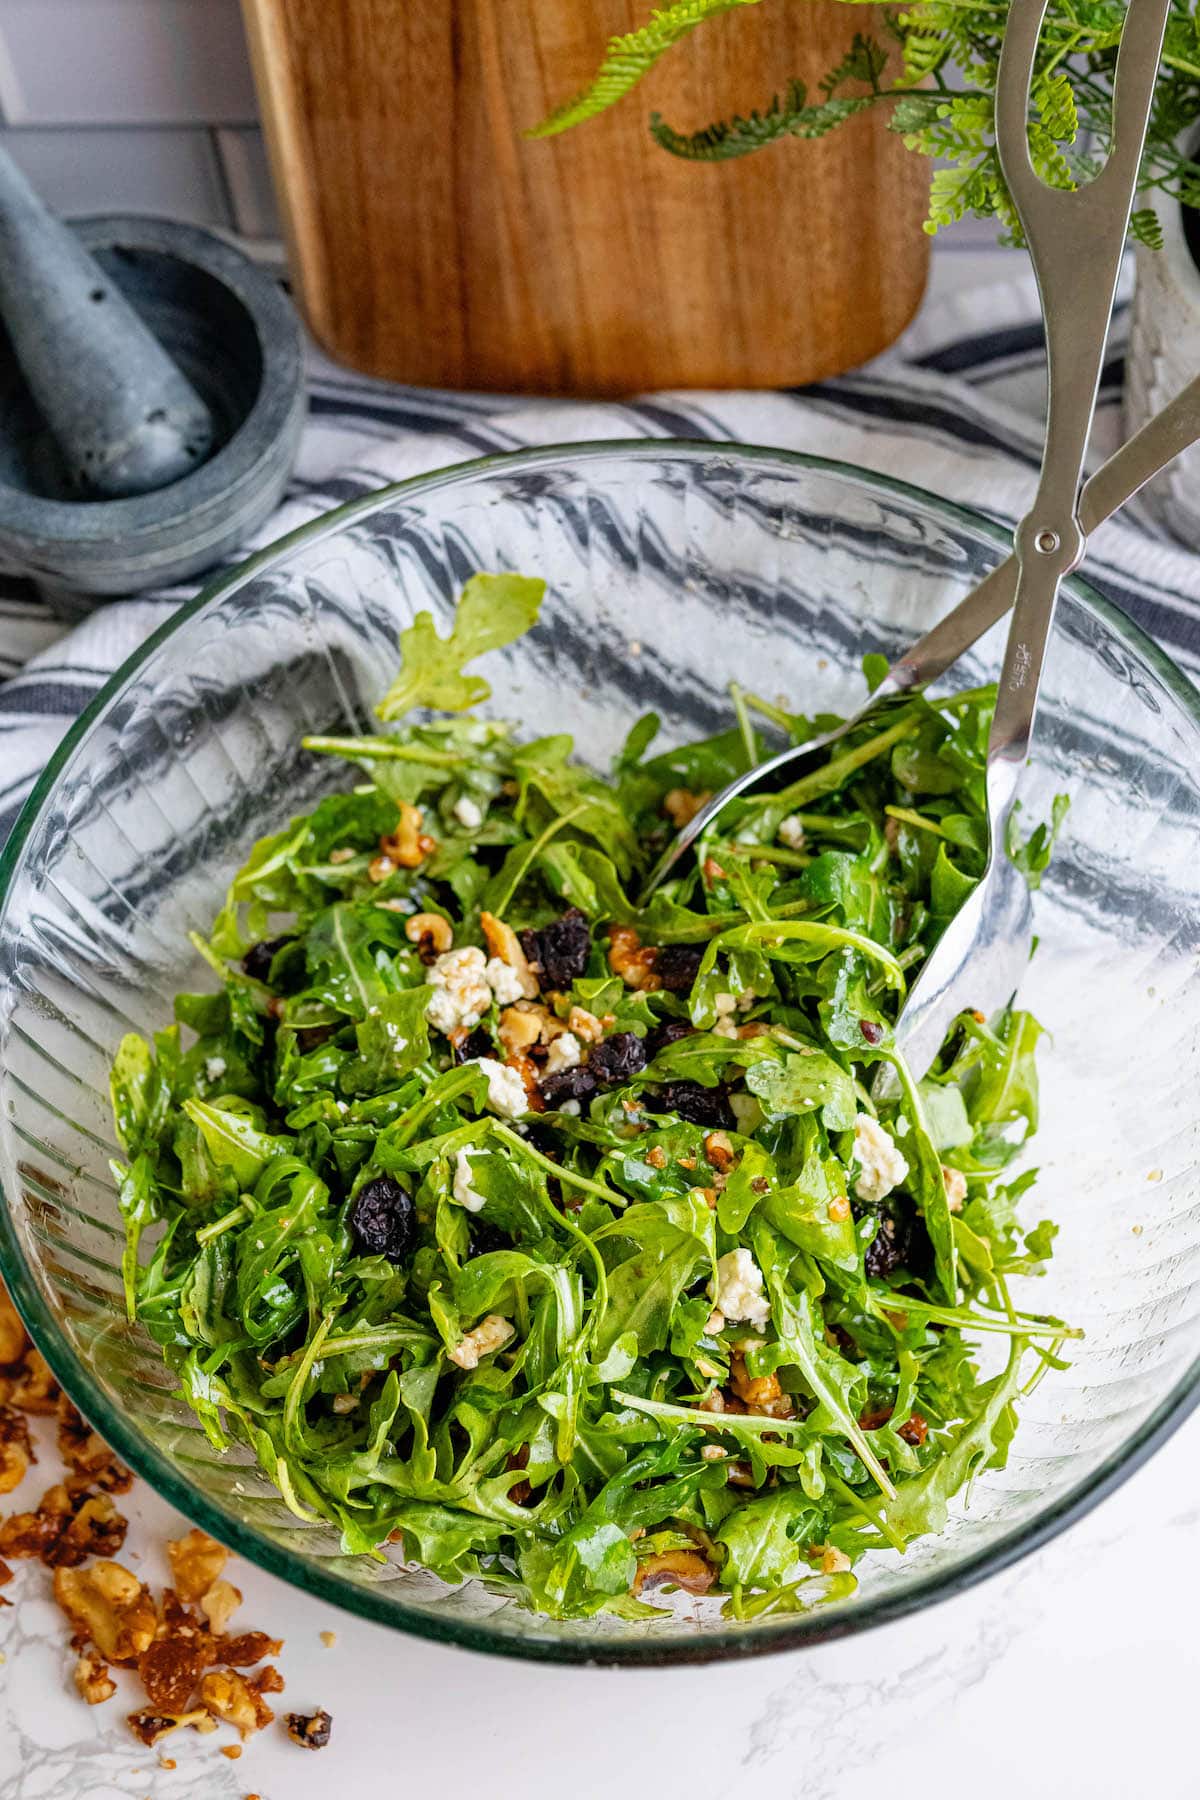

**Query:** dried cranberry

left=587, top=1031, right=647, bottom=1086
left=646, top=1018, right=695, bottom=1058
left=520, top=908, right=591, bottom=990
left=647, top=1081, right=734, bottom=1130
left=863, top=1204, right=932, bottom=1281
left=241, top=934, right=295, bottom=984
left=453, top=1026, right=494, bottom=1064
left=654, top=943, right=704, bottom=994
left=859, top=1019, right=884, bottom=1046
left=348, top=1176, right=415, bottom=1263
left=540, top=1064, right=598, bottom=1108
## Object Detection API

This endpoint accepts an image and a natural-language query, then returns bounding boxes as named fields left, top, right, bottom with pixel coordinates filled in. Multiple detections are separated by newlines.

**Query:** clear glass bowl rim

left=2, top=439, right=1197, bottom=1666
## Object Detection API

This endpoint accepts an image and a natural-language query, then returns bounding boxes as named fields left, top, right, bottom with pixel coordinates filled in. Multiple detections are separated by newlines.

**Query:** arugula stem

left=726, top=842, right=813, bottom=868
left=729, top=682, right=760, bottom=773
left=196, top=1198, right=254, bottom=1245
left=750, top=713, right=919, bottom=811
left=866, top=1293, right=1081, bottom=1340
left=491, top=1123, right=624, bottom=1210
left=884, top=804, right=946, bottom=839
left=303, top=734, right=468, bottom=767
left=826, top=1471, right=906, bottom=1554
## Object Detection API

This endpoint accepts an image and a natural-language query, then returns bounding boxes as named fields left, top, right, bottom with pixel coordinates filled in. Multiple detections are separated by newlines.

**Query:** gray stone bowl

left=0, top=215, right=305, bottom=614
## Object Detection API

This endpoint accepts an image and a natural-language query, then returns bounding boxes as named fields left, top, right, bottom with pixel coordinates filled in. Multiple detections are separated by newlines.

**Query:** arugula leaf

left=376, top=574, right=546, bottom=721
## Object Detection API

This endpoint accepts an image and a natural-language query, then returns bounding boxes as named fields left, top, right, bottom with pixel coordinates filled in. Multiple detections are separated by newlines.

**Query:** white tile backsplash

left=0, top=125, right=231, bottom=227
left=214, top=126, right=278, bottom=239
left=0, top=0, right=258, bottom=127
left=0, top=0, right=270, bottom=241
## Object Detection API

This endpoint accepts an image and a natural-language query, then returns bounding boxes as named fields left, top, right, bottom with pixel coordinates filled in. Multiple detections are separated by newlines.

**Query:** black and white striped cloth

left=2, top=268, right=1198, bottom=848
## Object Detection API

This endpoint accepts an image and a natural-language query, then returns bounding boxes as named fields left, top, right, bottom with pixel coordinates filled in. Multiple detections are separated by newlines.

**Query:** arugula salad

left=109, top=573, right=1073, bottom=1623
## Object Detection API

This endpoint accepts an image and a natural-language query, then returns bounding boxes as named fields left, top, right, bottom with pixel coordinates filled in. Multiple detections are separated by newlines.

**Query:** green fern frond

left=528, top=0, right=764, bottom=139
left=818, top=32, right=889, bottom=98
left=1129, top=207, right=1164, bottom=250
left=650, top=86, right=873, bottom=162
left=1032, top=71, right=1077, bottom=144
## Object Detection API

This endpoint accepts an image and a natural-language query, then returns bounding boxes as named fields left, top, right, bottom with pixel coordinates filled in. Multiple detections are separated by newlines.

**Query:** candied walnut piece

left=404, top=912, right=453, bottom=961
left=0, top=1288, right=28, bottom=1366
left=587, top=1031, right=647, bottom=1087
left=253, top=1664, right=285, bottom=1695
left=480, top=911, right=539, bottom=997
left=127, top=1707, right=210, bottom=1747
left=52, top=1491, right=129, bottom=1567
left=378, top=803, right=433, bottom=870
left=139, top=1634, right=208, bottom=1715
left=200, top=1668, right=274, bottom=1735
left=607, top=924, right=660, bottom=992
left=898, top=1411, right=929, bottom=1447
left=728, top=1354, right=795, bottom=1419
left=497, top=1003, right=543, bottom=1057
left=220, top=1630, right=284, bottom=1667
left=567, top=1005, right=604, bottom=1043
left=662, top=788, right=712, bottom=830
left=703, top=1131, right=736, bottom=1174
left=200, top=1578, right=243, bottom=1635
left=286, top=1708, right=333, bottom=1750
left=167, top=1528, right=229, bottom=1604
left=74, top=1647, right=116, bottom=1705
left=633, top=1548, right=716, bottom=1596
left=8, top=1348, right=58, bottom=1413
left=0, top=1403, right=33, bottom=1494
left=654, top=942, right=704, bottom=995
left=57, top=1398, right=133, bottom=1494
left=55, top=1561, right=156, bottom=1663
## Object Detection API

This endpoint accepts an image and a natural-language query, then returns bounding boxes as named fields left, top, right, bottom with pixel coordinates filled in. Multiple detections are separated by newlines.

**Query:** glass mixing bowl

left=1, top=444, right=1197, bottom=1664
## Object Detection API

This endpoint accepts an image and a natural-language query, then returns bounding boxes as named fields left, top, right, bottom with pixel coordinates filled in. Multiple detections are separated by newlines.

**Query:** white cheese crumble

left=204, top=1056, right=227, bottom=1083
left=448, top=1313, right=515, bottom=1371
left=559, top=1098, right=582, bottom=1117
left=484, top=956, right=526, bottom=1007
left=852, top=1112, right=909, bottom=1204
left=712, top=991, right=740, bottom=1039
left=778, top=814, right=806, bottom=851
left=942, top=1164, right=968, bottom=1213
left=425, top=946, right=491, bottom=1035
left=453, top=795, right=484, bottom=830
left=543, top=1032, right=582, bottom=1076
left=472, top=1056, right=528, bottom=1118
left=452, top=1149, right=487, bottom=1214
left=708, top=1248, right=771, bottom=1328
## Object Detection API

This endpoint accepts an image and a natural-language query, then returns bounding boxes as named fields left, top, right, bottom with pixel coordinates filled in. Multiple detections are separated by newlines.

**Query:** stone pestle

left=0, top=145, right=215, bottom=498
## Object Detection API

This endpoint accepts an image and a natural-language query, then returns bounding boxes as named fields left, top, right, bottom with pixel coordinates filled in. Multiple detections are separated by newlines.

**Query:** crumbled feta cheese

left=452, top=1150, right=487, bottom=1214
left=853, top=1112, right=909, bottom=1204
left=453, top=795, right=484, bottom=830
left=484, top=956, right=527, bottom=1007
left=942, top=1164, right=968, bottom=1213
left=708, top=1248, right=771, bottom=1328
left=714, top=992, right=737, bottom=1017
left=472, top=1056, right=528, bottom=1119
left=713, top=1018, right=740, bottom=1039
left=448, top=1313, right=515, bottom=1371
left=559, top=1098, right=582, bottom=1117
left=705, top=1308, right=726, bottom=1334
left=778, top=815, right=806, bottom=851
left=736, top=990, right=757, bottom=1011
left=204, top=1056, right=226, bottom=1083
left=729, top=1093, right=764, bottom=1133
left=701, top=1445, right=727, bottom=1462
left=425, top=946, right=491, bottom=1035
left=544, top=1032, right=582, bottom=1076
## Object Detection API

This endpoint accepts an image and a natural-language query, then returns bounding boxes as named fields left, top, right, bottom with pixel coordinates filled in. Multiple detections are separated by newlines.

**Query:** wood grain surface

left=242, top=0, right=931, bottom=394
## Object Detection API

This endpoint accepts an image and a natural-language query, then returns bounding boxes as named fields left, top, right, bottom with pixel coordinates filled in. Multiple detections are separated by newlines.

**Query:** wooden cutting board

left=242, top=0, right=930, bottom=394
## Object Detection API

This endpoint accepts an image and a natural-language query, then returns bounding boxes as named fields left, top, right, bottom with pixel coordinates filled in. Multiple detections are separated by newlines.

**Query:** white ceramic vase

left=1125, top=177, right=1200, bottom=546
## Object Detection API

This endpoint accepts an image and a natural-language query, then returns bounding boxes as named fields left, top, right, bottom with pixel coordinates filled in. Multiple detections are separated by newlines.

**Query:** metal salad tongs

left=641, top=0, right=1174, bottom=1082
left=888, top=0, right=1171, bottom=1080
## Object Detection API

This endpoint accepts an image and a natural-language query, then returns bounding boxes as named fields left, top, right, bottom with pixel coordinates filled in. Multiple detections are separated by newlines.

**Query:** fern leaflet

left=528, top=0, right=764, bottom=139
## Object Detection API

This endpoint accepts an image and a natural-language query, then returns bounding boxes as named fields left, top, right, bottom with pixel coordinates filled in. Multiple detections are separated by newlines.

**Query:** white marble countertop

left=0, top=1410, right=1193, bottom=1800
left=1, top=245, right=1196, bottom=1800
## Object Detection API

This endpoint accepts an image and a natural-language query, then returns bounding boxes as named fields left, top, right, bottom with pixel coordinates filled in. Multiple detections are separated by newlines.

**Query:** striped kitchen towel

left=1, top=266, right=1197, bottom=847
